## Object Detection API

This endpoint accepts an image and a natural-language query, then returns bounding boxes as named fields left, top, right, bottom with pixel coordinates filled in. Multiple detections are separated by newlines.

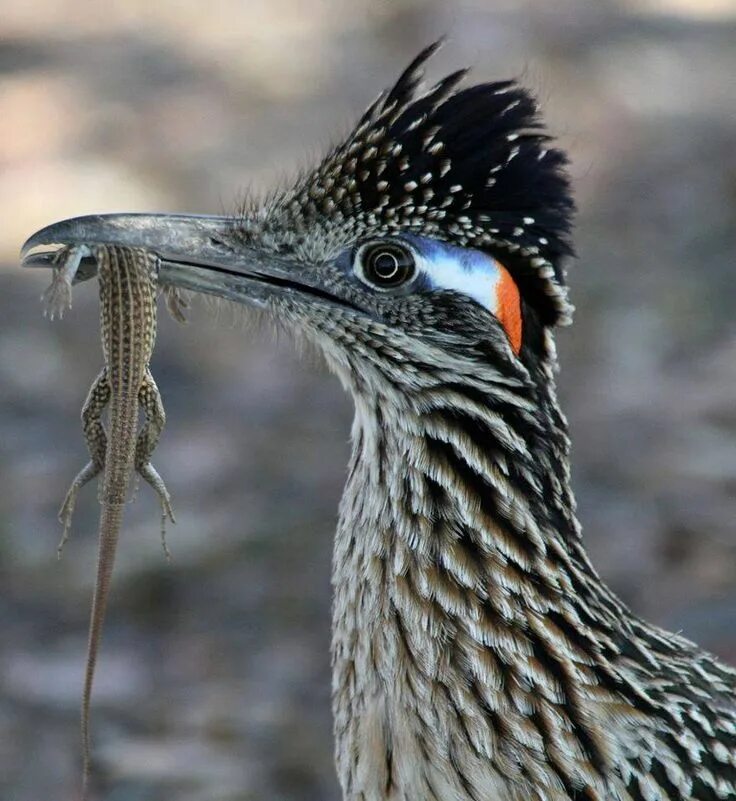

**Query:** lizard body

left=45, top=244, right=175, bottom=798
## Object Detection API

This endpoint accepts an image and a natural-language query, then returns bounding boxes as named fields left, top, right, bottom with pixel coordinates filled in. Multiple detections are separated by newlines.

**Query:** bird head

left=22, top=42, right=575, bottom=400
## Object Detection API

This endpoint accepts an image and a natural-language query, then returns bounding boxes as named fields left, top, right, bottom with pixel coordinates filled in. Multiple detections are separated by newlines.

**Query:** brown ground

left=1, top=1, right=735, bottom=799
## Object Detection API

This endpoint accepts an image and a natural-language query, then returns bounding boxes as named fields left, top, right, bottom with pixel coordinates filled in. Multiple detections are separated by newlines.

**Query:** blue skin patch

left=403, top=234, right=504, bottom=312
left=338, top=234, right=506, bottom=314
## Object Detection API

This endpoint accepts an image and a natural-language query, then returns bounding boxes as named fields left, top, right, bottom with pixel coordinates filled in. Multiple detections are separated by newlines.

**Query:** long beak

left=20, top=212, right=344, bottom=310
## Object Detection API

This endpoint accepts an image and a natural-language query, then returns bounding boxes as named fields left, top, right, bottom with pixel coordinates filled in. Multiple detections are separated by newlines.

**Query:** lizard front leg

left=42, top=244, right=91, bottom=320
left=136, top=369, right=176, bottom=558
left=57, top=369, right=111, bottom=557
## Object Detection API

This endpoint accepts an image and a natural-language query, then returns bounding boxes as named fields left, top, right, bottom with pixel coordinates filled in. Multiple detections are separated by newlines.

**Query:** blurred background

left=1, top=1, right=735, bottom=799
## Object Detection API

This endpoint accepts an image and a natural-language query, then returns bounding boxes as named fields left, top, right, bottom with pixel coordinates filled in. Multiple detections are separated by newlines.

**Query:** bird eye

left=356, top=242, right=416, bottom=290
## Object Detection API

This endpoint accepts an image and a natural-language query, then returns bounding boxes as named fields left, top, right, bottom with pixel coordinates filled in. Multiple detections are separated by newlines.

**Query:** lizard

left=44, top=243, right=178, bottom=798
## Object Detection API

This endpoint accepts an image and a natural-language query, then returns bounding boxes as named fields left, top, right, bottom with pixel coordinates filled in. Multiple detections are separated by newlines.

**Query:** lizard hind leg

left=57, top=461, right=101, bottom=558
left=57, top=370, right=110, bottom=558
left=136, top=371, right=176, bottom=560
left=139, top=463, right=176, bottom=560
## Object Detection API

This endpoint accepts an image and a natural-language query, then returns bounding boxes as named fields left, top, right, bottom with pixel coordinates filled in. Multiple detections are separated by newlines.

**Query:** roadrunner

left=22, top=43, right=736, bottom=801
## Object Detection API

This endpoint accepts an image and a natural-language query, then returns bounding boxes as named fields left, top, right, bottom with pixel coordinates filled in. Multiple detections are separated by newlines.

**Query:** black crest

left=268, top=41, right=576, bottom=326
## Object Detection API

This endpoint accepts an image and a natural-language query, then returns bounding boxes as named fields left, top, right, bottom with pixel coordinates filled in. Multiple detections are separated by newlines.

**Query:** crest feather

left=261, top=42, right=576, bottom=326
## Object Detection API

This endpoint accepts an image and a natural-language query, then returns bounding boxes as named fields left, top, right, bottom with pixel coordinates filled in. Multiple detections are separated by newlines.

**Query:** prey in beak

left=21, top=212, right=360, bottom=316
left=21, top=39, right=574, bottom=386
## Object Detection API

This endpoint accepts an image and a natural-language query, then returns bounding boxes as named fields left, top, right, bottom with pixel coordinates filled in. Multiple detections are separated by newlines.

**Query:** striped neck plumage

left=331, top=333, right=608, bottom=624
left=328, top=322, right=736, bottom=801
left=322, top=314, right=736, bottom=801
left=330, top=338, right=609, bottom=797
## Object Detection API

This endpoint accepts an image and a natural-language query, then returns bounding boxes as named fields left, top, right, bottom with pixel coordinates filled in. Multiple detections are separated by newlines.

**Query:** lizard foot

left=42, top=245, right=91, bottom=320
left=56, top=492, right=77, bottom=558
left=42, top=268, right=73, bottom=321
left=138, top=462, right=176, bottom=560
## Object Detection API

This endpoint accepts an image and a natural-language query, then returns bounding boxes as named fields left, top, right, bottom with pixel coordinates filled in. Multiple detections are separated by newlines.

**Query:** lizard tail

left=80, top=500, right=124, bottom=801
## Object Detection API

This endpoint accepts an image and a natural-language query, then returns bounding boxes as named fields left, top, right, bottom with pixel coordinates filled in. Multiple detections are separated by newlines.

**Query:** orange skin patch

left=494, top=263, right=523, bottom=355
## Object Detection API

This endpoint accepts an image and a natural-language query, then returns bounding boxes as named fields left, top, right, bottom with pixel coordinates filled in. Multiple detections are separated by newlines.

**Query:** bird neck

left=330, top=346, right=643, bottom=800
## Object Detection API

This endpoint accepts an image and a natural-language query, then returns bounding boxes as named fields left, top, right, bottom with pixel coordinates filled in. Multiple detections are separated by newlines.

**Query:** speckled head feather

left=242, top=41, right=576, bottom=327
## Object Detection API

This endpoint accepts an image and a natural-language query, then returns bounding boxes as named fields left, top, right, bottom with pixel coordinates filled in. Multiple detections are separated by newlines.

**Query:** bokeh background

left=1, top=1, right=735, bottom=799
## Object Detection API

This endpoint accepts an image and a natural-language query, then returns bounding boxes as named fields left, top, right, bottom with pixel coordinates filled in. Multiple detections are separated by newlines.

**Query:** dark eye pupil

left=360, top=243, right=415, bottom=288
left=373, top=252, right=399, bottom=278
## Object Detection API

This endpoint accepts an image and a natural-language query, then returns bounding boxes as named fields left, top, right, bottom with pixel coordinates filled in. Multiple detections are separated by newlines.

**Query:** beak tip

left=20, top=229, right=44, bottom=260
left=20, top=216, right=87, bottom=263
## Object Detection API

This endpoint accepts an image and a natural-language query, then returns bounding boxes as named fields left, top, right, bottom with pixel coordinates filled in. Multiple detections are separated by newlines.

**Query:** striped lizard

left=44, top=244, right=178, bottom=798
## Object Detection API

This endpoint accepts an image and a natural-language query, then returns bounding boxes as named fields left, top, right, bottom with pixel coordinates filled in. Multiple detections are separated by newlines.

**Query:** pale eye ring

left=356, top=241, right=416, bottom=290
